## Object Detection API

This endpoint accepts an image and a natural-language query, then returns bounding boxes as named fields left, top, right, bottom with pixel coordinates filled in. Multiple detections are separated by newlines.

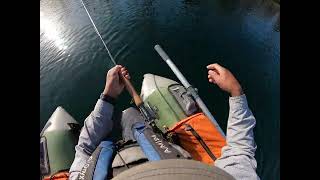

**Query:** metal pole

left=154, top=44, right=225, bottom=137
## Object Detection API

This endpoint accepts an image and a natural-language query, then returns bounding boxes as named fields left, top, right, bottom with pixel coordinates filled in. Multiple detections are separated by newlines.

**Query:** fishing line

left=79, top=0, right=117, bottom=66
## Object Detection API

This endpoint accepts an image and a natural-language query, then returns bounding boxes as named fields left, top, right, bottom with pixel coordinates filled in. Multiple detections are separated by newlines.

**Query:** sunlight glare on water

left=40, top=11, right=68, bottom=52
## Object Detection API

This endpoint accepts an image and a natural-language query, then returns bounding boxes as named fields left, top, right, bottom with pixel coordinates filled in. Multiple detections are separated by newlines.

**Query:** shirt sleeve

left=69, top=99, right=114, bottom=180
left=214, top=94, right=260, bottom=180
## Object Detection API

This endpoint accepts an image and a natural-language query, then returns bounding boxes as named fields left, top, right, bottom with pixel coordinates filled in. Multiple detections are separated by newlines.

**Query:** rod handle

left=120, top=74, right=143, bottom=107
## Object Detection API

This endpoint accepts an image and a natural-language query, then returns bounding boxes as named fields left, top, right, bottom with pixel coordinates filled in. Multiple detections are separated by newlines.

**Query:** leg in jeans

left=120, top=107, right=145, bottom=142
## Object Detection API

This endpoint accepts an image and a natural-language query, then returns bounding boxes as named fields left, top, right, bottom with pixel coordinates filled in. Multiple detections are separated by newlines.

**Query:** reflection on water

left=40, top=11, right=68, bottom=51
left=238, top=0, right=280, bottom=31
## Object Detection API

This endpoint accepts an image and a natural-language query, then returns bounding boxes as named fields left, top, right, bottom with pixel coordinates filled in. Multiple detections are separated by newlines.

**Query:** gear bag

left=169, top=113, right=226, bottom=164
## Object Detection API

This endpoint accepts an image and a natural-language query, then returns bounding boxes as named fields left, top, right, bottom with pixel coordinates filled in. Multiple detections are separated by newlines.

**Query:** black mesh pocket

left=168, top=84, right=198, bottom=116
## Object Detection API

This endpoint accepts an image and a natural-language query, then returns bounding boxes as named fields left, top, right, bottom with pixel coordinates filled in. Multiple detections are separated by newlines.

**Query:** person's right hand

left=103, top=65, right=130, bottom=99
left=207, top=63, right=243, bottom=97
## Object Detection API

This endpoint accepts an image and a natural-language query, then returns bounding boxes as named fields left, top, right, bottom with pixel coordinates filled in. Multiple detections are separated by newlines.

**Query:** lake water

left=40, top=0, right=279, bottom=179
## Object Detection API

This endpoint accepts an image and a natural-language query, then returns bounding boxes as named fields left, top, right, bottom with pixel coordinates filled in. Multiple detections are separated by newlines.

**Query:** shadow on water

left=40, top=0, right=279, bottom=179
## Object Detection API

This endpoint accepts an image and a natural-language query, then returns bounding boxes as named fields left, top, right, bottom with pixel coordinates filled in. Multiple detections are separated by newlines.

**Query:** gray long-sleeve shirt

left=69, top=100, right=114, bottom=180
left=214, top=95, right=260, bottom=180
left=69, top=94, right=259, bottom=180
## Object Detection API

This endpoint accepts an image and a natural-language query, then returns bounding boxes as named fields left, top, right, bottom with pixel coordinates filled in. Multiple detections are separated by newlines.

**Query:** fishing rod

left=154, top=44, right=226, bottom=137
left=78, top=0, right=171, bottom=130
left=79, top=0, right=143, bottom=107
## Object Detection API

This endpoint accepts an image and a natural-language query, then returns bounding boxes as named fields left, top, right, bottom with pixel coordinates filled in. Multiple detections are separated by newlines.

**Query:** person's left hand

left=103, top=65, right=130, bottom=99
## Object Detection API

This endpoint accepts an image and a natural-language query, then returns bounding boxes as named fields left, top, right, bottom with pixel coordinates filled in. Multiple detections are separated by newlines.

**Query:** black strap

left=115, top=140, right=135, bottom=169
left=100, top=93, right=116, bottom=105
left=184, top=124, right=217, bottom=161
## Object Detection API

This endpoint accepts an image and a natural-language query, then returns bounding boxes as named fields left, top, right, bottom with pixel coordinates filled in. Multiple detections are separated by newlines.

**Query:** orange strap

left=43, top=171, right=69, bottom=180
